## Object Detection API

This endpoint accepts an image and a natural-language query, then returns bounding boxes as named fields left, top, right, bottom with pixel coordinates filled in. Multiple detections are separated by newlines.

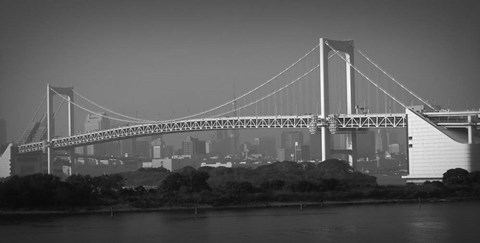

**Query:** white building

left=403, top=109, right=480, bottom=183
left=200, top=162, right=233, bottom=168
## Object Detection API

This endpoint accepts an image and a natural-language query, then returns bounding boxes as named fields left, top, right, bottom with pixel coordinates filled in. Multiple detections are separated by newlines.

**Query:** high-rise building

left=182, top=136, right=197, bottom=156
left=182, top=136, right=206, bottom=157
left=195, top=140, right=206, bottom=156
left=375, top=129, right=388, bottom=153
left=281, top=131, right=304, bottom=149
left=84, top=113, right=110, bottom=156
left=0, top=119, right=6, bottom=145
left=151, top=137, right=164, bottom=159
left=309, top=132, right=322, bottom=161
left=214, top=130, right=239, bottom=156
left=281, top=131, right=303, bottom=161
left=136, top=137, right=151, bottom=159
left=276, top=148, right=287, bottom=161
left=121, top=138, right=136, bottom=157
left=205, top=140, right=215, bottom=154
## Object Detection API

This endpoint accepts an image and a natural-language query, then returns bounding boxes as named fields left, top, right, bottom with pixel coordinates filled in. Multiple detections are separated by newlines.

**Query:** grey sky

left=1, top=0, right=479, bottom=142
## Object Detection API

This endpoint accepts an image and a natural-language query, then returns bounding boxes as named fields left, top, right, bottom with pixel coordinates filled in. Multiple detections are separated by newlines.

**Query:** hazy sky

left=1, top=0, right=479, bottom=143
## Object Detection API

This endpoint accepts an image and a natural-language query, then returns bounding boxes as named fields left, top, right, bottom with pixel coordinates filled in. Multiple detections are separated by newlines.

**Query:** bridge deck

left=17, top=114, right=409, bottom=154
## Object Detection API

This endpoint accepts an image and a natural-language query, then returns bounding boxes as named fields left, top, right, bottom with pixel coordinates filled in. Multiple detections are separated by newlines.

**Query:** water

left=1, top=201, right=480, bottom=243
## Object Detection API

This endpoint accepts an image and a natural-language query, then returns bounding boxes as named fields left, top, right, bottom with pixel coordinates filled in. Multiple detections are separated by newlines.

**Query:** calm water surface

left=1, top=201, right=480, bottom=243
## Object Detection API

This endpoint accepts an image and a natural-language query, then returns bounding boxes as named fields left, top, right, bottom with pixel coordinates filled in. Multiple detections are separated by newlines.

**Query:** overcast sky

left=1, top=0, right=479, bottom=143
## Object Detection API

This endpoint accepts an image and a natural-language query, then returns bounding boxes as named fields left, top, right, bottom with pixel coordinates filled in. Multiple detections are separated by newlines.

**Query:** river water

left=1, top=201, right=480, bottom=243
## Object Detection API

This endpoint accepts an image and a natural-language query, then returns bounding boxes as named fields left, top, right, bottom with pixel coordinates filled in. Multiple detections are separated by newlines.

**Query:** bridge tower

left=319, top=38, right=357, bottom=166
left=46, top=84, right=74, bottom=174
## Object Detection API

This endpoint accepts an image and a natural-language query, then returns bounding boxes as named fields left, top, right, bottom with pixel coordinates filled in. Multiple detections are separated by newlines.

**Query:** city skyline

left=1, top=0, right=480, bottom=143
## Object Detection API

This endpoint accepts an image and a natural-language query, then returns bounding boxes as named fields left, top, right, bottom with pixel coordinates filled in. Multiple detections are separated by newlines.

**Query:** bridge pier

left=46, top=84, right=74, bottom=174
left=319, top=38, right=357, bottom=165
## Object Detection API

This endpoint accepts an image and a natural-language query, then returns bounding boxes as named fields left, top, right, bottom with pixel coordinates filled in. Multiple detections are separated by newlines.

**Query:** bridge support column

left=46, top=84, right=75, bottom=175
left=319, top=38, right=356, bottom=164
left=468, top=115, right=475, bottom=144
left=47, top=84, right=53, bottom=174
left=345, top=50, right=357, bottom=168
left=319, top=38, right=330, bottom=161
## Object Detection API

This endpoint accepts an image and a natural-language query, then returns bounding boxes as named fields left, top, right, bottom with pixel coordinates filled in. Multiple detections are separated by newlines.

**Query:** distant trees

left=1, top=160, right=480, bottom=211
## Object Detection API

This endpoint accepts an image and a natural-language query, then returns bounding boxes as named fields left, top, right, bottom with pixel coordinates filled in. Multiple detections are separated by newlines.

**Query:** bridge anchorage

left=1, top=38, right=479, bottom=183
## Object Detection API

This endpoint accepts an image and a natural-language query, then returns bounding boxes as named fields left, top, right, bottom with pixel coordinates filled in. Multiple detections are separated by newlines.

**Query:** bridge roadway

left=17, top=113, right=408, bottom=154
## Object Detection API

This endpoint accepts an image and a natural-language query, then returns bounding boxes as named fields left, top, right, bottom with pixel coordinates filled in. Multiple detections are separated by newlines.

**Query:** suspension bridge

left=2, top=38, right=479, bottom=183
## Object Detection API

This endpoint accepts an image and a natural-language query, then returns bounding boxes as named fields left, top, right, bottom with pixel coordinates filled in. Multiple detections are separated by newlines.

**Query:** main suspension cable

left=163, top=44, right=321, bottom=122
left=355, top=48, right=437, bottom=111
left=73, top=90, right=157, bottom=123
left=325, top=41, right=407, bottom=110
left=213, top=64, right=320, bottom=118
left=51, top=88, right=151, bottom=125
left=17, top=94, right=47, bottom=142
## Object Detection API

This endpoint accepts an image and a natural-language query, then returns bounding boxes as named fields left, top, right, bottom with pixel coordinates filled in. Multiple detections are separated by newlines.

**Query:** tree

left=443, top=168, right=470, bottom=185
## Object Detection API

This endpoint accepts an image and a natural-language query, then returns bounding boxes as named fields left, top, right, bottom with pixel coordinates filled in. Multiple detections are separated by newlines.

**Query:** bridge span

left=17, top=113, right=407, bottom=154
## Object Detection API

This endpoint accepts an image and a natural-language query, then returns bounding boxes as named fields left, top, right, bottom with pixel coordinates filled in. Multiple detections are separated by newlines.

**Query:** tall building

left=121, top=138, right=136, bottom=157
left=0, top=119, right=6, bottom=145
left=151, top=137, right=165, bottom=159
left=84, top=113, right=110, bottom=156
left=375, top=129, right=388, bottom=153
left=281, top=131, right=303, bottom=161
left=214, top=130, right=239, bottom=156
left=309, top=132, right=322, bottom=160
left=136, top=137, right=151, bottom=159
left=182, top=136, right=197, bottom=156
left=281, top=131, right=304, bottom=149
left=205, top=140, right=215, bottom=154
left=227, top=129, right=240, bottom=155
left=182, top=136, right=206, bottom=157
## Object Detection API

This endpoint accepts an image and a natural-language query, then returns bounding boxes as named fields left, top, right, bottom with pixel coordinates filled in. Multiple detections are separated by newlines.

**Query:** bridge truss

left=17, top=114, right=407, bottom=154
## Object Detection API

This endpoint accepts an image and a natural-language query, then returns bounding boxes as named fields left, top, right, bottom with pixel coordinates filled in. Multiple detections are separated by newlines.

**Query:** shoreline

left=2, top=197, right=479, bottom=216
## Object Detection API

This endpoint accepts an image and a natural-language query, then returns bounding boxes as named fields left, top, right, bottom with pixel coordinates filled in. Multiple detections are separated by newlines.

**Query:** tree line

left=0, top=159, right=479, bottom=210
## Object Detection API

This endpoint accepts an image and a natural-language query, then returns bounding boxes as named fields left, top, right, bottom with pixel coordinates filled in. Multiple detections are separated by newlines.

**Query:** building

left=151, top=158, right=199, bottom=171
left=205, top=140, right=215, bottom=154
left=254, top=136, right=276, bottom=158
left=151, top=137, right=174, bottom=159
left=0, top=119, right=6, bottom=145
left=151, top=137, right=164, bottom=159
left=0, top=143, right=12, bottom=177
left=121, top=138, right=136, bottom=157
left=375, top=129, right=388, bottom=153
left=403, top=109, right=480, bottom=182
left=182, top=136, right=206, bottom=157
left=200, top=162, right=233, bottom=168
left=276, top=148, right=287, bottom=162
left=309, top=132, right=322, bottom=160
left=182, top=136, right=197, bottom=156
left=84, top=113, right=110, bottom=156
left=214, top=130, right=240, bottom=156
left=281, top=131, right=303, bottom=161
left=281, top=131, right=304, bottom=150
left=136, top=137, right=151, bottom=159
